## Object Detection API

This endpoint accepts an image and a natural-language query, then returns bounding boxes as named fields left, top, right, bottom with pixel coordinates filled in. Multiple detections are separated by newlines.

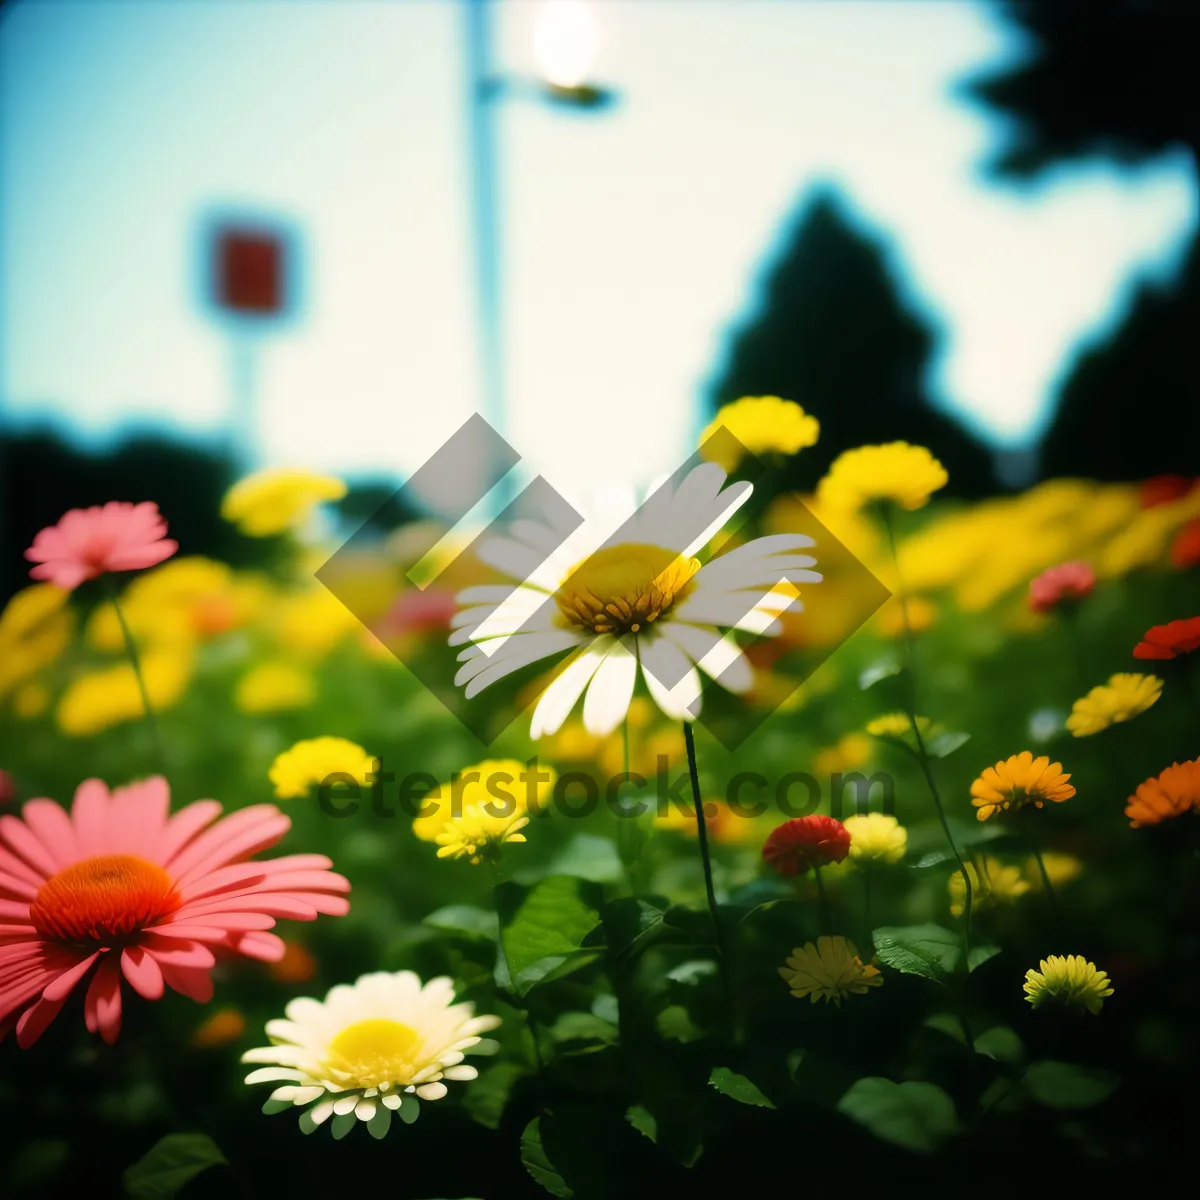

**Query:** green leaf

left=837, top=1078, right=959, bottom=1153
left=926, top=730, right=971, bottom=759
left=521, top=1119, right=572, bottom=1199
left=968, top=944, right=1001, bottom=972
left=550, top=1012, right=618, bottom=1051
left=707, top=1067, right=776, bottom=1109
left=1023, top=1061, right=1118, bottom=1109
left=656, top=1003, right=704, bottom=1043
left=785, top=1048, right=806, bottom=1082
left=424, top=905, right=498, bottom=941
left=666, top=958, right=718, bottom=985
left=497, top=875, right=602, bottom=996
left=924, top=1013, right=967, bottom=1044
left=859, top=659, right=902, bottom=690
left=548, top=834, right=624, bottom=883
left=463, top=1061, right=524, bottom=1130
left=872, top=924, right=961, bottom=981
left=122, top=1134, right=227, bottom=1200
left=625, top=1105, right=657, bottom=1141
left=602, top=896, right=668, bottom=958
left=973, top=1026, right=1024, bottom=1064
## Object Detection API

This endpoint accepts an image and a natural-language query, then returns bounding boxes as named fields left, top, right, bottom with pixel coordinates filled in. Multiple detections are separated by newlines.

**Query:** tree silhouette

left=707, top=187, right=998, bottom=496
left=967, top=0, right=1199, bottom=479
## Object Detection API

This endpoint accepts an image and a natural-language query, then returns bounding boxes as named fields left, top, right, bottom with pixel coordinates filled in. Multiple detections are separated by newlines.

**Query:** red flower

left=762, top=815, right=851, bottom=877
left=1133, top=617, right=1200, bottom=661
left=1171, top=520, right=1200, bottom=570
left=25, top=502, right=178, bottom=591
left=1028, top=561, right=1096, bottom=614
left=1139, top=475, right=1196, bottom=509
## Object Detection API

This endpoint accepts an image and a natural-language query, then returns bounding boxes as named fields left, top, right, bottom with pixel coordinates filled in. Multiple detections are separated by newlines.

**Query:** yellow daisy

left=270, top=737, right=378, bottom=800
left=779, top=936, right=882, bottom=1005
left=222, top=468, right=347, bottom=537
left=1024, top=955, right=1113, bottom=1015
left=969, top=751, right=1076, bottom=822
left=843, top=813, right=907, bottom=863
left=950, top=855, right=1030, bottom=918
left=699, top=396, right=820, bottom=471
left=1066, top=673, right=1163, bottom=737
left=818, top=442, right=948, bottom=513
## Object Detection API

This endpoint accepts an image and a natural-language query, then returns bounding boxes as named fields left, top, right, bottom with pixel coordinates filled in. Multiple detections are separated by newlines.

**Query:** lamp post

left=463, top=0, right=616, bottom=512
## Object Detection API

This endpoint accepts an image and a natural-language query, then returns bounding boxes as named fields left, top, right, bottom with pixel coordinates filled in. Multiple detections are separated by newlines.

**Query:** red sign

left=214, top=229, right=284, bottom=315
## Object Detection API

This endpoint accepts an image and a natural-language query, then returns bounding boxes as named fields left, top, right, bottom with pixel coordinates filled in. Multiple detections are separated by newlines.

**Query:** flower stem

left=862, top=866, right=873, bottom=948
left=682, top=720, right=740, bottom=1043
left=1033, top=846, right=1058, bottom=919
left=812, top=863, right=833, bottom=935
left=106, top=578, right=168, bottom=774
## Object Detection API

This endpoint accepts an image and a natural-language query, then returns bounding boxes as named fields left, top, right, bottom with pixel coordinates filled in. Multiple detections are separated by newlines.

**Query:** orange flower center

left=29, top=854, right=180, bottom=946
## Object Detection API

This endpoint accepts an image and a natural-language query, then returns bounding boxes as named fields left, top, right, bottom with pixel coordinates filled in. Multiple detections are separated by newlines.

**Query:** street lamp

left=463, top=0, right=617, bottom=512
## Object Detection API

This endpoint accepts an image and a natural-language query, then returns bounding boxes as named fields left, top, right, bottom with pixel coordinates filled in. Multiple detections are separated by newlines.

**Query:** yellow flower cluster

left=236, top=662, right=317, bottom=713
left=699, top=396, right=820, bottom=471
left=949, top=855, right=1030, bottom=918
left=0, top=584, right=73, bottom=700
left=57, top=650, right=193, bottom=736
left=843, top=813, right=907, bottom=863
left=413, top=760, right=557, bottom=865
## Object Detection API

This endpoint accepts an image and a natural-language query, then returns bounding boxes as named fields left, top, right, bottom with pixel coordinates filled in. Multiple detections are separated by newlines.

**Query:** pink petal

left=0, top=816, right=58, bottom=878
left=138, top=935, right=215, bottom=970
left=0, top=869, right=41, bottom=901
left=107, top=777, right=171, bottom=859
left=70, top=779, right=113, bottom=856
left=0, top=847, right=46, bottom=889
left=231, top=931, right=286, bottom=962
left=159, top=962, right=214, bottom=1003
left=105, top=539, right=178, bottom=572
left=0, top=900, right=32, bottom=921
left=121, top=945, right=164, bottom=1000
left=154, top=800, right=224, bottom=865
left=0, top=923, right=38, bottom=936
left=18, top=799, right=77, bottom=869
left=168, top=807, right=290, bottom=883
left=176, top=895, right=317, bottom=921
left=15, top=993, right=67, bottom=1048
left=84, top=957, right=123, bottom=1044
left=42, top=951, right=100, bottom=1003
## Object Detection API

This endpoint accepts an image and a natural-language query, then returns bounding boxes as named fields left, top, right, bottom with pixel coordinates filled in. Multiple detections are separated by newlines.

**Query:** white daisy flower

left=242, top=971, right=501, bottom=1139
left=451, top=462, right=821, bottom=737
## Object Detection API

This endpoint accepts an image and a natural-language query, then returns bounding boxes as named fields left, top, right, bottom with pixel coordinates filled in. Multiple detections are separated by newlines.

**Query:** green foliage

left=837, top=1079, right=959, bottom=1154
left=707, top=1067, right=776, bottom=1109
left=496, top=875, right=603, bottom=996
left=122, top=1134, right=227, bottom=1200
left=872, top=924, right=961, bottom=981
left=1023, top=1061, right=1119, bottom=1110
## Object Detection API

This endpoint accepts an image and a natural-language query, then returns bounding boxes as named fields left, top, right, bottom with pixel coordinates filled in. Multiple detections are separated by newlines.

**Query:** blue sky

left=2, top=0, right=1195, bottom=505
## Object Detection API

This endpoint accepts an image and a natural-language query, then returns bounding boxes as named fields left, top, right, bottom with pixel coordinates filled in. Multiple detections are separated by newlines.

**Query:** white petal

left=442, top=1065, right=479, bottom=1081
left=582, top=639, right=638, bottom=736
left=381, top=1092, right=403, bottom=1110
left=245, top=1067, right=306, bottom=1086
left=332, top=1094, right=360, bottom=1116
left=354, top=1098, right=377, bottom=1122
left=461, top=631, right=583, bottom=697
left=529, top=640, right=612, bottom=738
left=416, top=1081, right=448, bottom=1101
left=639, top=635, right=703, bottom=720
left=662, top=624, right=753, bottom=693
left=476, top=536, right=550, bottom=581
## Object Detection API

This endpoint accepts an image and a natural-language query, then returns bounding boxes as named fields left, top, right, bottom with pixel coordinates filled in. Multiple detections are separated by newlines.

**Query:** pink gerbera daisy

left=25, top=501, right=179, bottom=590
left=0, top=776, right=350, bottom=1048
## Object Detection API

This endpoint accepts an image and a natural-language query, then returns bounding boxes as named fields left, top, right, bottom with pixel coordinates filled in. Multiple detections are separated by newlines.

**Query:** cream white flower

left=243, top=971, right=501, bottom=1139
left=451, top=463, right=821, bottom=737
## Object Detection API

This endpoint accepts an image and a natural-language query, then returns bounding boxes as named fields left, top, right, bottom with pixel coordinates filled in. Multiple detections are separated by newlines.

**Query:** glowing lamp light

left=532, top=0, right=599, bottom=91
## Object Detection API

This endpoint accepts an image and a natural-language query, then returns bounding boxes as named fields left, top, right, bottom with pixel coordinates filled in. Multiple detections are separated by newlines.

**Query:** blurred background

left=2, top=0, right=1198, bottom=597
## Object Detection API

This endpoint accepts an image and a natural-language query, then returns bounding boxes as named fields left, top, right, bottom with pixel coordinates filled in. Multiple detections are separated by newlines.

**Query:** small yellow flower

left=814, top=733, right=873, bottom=776
left=1025, top=852, right=1082, bottom=891
left=235, top=662, right=316, bottom=713
left=269, top=737, right=378, bottom=800
left=222, top=468, right=347, bottom=537
left=1066, top=673, right=1163, bottom=737
left=56, top=650, right=192, bottom=736
left=843, top=813, right=907, bottom=863
left=699, top=396, right=820, bottom=471
left=866, top=712, right=933, bottom=740
left=818, top=442, right=948, bottom=513
left=1024, top=955, right=1113, bottom=1015
left=779, top=936, right=883, bottom=1005
left=413, top=759, right=556, bottom=865
left=0, top=583, right=73, bottom=698
left=949, top=855, right=1030, bottom=918
left=970, top=751, right=1076, bottom=822
left=275, top=587, right=360, bottom=659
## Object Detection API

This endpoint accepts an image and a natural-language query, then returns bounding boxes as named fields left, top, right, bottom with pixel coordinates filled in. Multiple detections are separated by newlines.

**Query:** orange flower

left=1133, top=617, right=1200, bottom=660
left=268, top=940, right=317, bottom=984
left=192, top=1007, right=246, bottom=1048
left=1125, top=760, right=1200, bottom=828
left=970, top=751, right=1076, bottom=821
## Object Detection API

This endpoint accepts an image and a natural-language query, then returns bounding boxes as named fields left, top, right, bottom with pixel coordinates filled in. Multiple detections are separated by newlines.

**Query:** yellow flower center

left=29, top=854, right=180, bottom=945
left=326, top=1018, right=424, bottom=1088
left=554, top=544, right=699, bottom=636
